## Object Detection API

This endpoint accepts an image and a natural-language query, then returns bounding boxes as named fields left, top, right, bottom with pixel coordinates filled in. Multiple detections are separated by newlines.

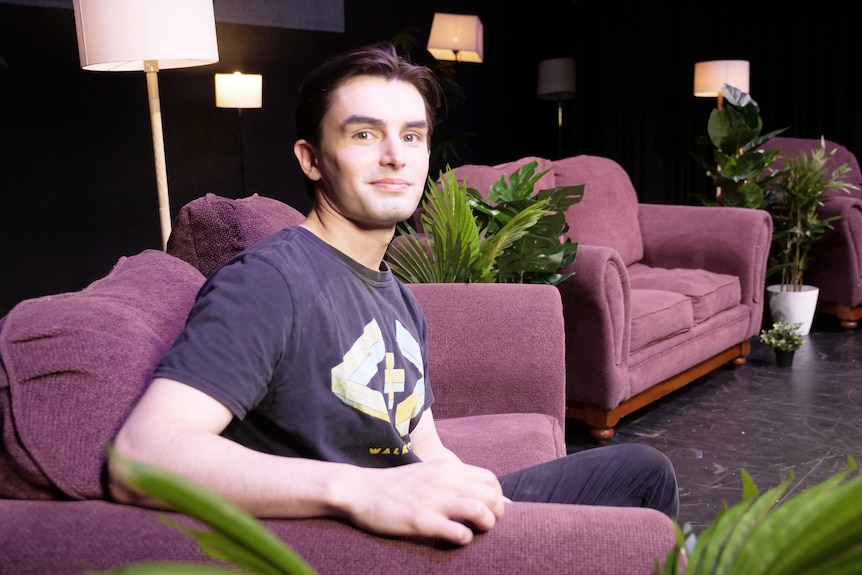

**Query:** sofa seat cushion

left=0, top=250, right=204, bottom=500
left=628, top=264, right=741, bottom=324
left=167, top=193, right=305, bottom=278
left=436, top=413, right=563, bottom=476
left=629, top=289, right=693, bottom=353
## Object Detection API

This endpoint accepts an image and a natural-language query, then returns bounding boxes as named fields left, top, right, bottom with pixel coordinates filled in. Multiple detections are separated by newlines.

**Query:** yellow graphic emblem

left=331, top=319, right=424, bottom=435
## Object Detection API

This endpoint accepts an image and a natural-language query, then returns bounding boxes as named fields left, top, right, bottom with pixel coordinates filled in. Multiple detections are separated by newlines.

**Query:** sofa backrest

left=447, top=156, right=557, bottom=200
left=437, top=155, right=644, bottom=267
left=0, top=250, right=204, bottom=500
left=553, top=155, right=644, bottom=266
left=765, top=137, right=862, bottom=201
left=167, top=192, right=306, bottom=278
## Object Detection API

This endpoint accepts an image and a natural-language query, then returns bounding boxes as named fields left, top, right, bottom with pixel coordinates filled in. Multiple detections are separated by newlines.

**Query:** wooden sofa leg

left=589, top=426, right=615, bottom=445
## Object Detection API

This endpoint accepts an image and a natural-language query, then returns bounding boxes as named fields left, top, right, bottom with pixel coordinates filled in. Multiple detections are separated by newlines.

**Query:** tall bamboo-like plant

left=387, top=161, right=583, bottom=285
left=766, top=138, right=858, bottom=291
left=655, top=457, right=862, bottom=575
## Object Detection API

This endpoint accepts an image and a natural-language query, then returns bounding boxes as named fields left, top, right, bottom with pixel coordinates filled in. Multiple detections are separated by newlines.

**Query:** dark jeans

left=498, top=443, right=679, bottom=520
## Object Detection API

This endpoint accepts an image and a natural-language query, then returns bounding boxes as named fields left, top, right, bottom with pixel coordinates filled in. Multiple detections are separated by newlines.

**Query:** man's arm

left=109, top=378, right=505, bottom=545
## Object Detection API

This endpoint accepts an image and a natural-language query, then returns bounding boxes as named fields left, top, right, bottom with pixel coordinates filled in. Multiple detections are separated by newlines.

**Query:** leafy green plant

left=387, top=161, right=583, bottom=285
left=760, top=320, right=804, bottom=352
left=97, top=449, right=317, bottom=575
left=765, top=138, right=858, bottom=290
left=692, top=85, right=788, bottom=208
left=655, top=457, right=862, bottom=575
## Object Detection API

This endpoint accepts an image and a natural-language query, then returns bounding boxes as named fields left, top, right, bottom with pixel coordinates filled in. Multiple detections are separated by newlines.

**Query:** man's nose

left=380, top=135, right=405, bottom=167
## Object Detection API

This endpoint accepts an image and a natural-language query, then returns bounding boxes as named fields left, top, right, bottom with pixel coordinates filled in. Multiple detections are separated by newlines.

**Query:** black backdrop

left=1, top=0, right=860, bottom=314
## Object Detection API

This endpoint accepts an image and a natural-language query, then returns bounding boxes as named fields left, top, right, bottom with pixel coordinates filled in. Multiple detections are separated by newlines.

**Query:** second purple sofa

left=445, top=155, right=773, bottom=442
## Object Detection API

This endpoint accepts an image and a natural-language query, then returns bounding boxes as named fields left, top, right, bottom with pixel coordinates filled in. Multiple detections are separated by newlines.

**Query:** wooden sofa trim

left=567, top=340, right=750, bottom=443
left=817, top=301, right=862, bottom=331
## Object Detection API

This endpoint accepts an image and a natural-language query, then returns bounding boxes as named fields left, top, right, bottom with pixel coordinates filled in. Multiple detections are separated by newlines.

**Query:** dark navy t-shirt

left=155, top=226, right=433, bottom=468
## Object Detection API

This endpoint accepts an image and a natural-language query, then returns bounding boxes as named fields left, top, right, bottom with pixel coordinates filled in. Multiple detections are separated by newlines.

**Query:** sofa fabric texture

left=0, top=250, right=204, bottom=500
left=0, top=193, right=677, bottom=574
left=167, top=192, right=306, bottom=278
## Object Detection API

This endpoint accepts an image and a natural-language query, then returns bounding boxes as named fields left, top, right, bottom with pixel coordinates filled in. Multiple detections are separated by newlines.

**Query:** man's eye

left=404, top=133, right=422, bottom=143
left=356, top=131, right=371, bottom=140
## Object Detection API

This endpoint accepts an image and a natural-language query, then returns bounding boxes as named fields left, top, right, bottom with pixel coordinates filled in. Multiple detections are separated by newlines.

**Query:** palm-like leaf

left=97, top=449, right=317, bottom=575
left=388, top=162, right=582, bottom=285
left=655, top=457, right=862, bottom=575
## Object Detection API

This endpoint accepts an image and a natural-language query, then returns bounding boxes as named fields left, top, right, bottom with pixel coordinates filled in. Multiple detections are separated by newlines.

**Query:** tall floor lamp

left=537, top=58, right=576, bottom=159
left=693, top=60, right=750, bottom=110
left=72, top=0, right=219, bottom=251
left=215, top=72, right=263, bottom=197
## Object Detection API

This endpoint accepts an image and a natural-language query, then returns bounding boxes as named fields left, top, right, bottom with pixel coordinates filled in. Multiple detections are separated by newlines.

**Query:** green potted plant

left=655, top=457, right=862, bottom=574
left=386, top=161, right=584, bottom=285
left=692, top=85, right=788, bottom=208
left=764, top=137, right=858, bottom=335
left=760, top=319, right=804, bottom=367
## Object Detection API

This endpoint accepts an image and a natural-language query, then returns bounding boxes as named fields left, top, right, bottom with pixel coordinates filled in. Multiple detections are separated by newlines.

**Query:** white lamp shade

left=215, top=72, right=263, bottom=108
left=537, top=58, right=576, bottom=100
left=427, top=13, right=483, bottom=63
left=73, top=0, right=219, bottom=71
left=693, top=60, right=750, bottom=97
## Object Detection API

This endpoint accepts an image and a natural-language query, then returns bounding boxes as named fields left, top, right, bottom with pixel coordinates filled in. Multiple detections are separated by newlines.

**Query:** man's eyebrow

left=341, top=115, right=428, bottom=131
left=342, top=115, right=383, bottom=128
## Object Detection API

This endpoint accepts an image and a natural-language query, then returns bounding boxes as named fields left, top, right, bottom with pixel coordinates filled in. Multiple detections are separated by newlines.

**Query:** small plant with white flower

left=760, top=320, right=804, bottom=352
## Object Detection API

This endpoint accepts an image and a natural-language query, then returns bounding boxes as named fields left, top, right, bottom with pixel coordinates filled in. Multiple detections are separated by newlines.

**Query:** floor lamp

left=537, top=58, right=576, bottom=159
left=215, top=72, right=263, bottom=197
left=426, top=13, right=484, bottom=63
left=693, top=60, right=750, bottom=110
left=72, top=0, right=219, bottom=251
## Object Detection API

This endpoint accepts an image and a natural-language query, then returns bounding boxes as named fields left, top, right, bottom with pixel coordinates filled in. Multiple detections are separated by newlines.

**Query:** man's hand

left=334, top=459, right=506, bottom=546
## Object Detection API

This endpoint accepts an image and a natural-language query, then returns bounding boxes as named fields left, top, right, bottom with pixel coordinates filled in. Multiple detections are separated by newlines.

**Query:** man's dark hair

left=294, top=42, right=442, bottom=151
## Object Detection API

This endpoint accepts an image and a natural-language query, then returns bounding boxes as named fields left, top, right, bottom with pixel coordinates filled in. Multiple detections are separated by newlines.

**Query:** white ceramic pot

left=766, top=284, right=819, bottom=336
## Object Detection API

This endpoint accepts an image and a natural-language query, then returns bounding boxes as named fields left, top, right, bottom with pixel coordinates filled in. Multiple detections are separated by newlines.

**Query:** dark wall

left=2, top=1, right=860, bottom=315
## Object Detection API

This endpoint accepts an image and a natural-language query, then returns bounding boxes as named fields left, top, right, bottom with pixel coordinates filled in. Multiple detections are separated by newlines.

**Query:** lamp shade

left=427, top=13, right=483, bottom=63
left=73, top=0, right=219, bottom=72
left=537, top=58, right=576, bottom=100
left=693, top=60, right=749, bottom=97
left=215, top=72, right=262, bottom=109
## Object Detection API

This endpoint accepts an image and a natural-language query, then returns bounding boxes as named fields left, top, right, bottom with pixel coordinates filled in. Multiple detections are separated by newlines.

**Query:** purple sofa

left=443, top=155, right=773, bottom=442
left=764, top=137, right=862, bottom=331
left=0, top=193, right=676, bottom=574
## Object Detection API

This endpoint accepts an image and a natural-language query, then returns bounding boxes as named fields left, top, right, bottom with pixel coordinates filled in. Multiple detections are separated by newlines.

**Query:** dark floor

left=565, top=314, right=862, bottom=533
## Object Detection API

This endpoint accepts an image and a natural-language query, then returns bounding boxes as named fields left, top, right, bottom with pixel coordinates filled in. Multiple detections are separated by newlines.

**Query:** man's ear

left=294, top=140, right=322, bottom=181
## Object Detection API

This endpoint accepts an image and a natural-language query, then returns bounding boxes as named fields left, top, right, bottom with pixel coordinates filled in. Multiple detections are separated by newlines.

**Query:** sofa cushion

left=436, top=413, right=563, bottom=476
left=553, top=155, right=644, bottom=266
left=628, top=264, right=741, bottom=324
left=167, top=193, right=306, bottom=278
left=629, top=289, right=693, bottom=353
left=0, top=250, right=204, bottom=500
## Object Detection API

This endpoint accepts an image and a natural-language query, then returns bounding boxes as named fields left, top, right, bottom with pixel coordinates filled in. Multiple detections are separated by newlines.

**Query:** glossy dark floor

left=565, top=315, right=862, bottom=533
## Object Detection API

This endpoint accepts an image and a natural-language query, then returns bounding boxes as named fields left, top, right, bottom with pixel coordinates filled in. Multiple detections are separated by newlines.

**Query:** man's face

left=312, top=76, right=431, bottom=230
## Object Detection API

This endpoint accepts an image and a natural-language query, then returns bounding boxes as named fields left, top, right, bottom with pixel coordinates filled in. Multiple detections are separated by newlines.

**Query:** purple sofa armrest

left=557, top=244, right=632, bottom=410
left=808, top=195, right=862, bottom=307
left=405, top=283, right=566, bottom=430
left=0, top=499, right=676, bottom=575
left=638, top=204, right=772, bottom=338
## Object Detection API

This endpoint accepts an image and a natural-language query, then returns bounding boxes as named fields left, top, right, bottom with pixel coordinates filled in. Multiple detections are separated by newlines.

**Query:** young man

left=109, top=42, right=678, bottom=547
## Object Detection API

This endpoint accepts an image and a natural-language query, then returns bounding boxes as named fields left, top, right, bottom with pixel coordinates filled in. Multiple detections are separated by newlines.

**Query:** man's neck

left=300, top=210, right=394, bottom=271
